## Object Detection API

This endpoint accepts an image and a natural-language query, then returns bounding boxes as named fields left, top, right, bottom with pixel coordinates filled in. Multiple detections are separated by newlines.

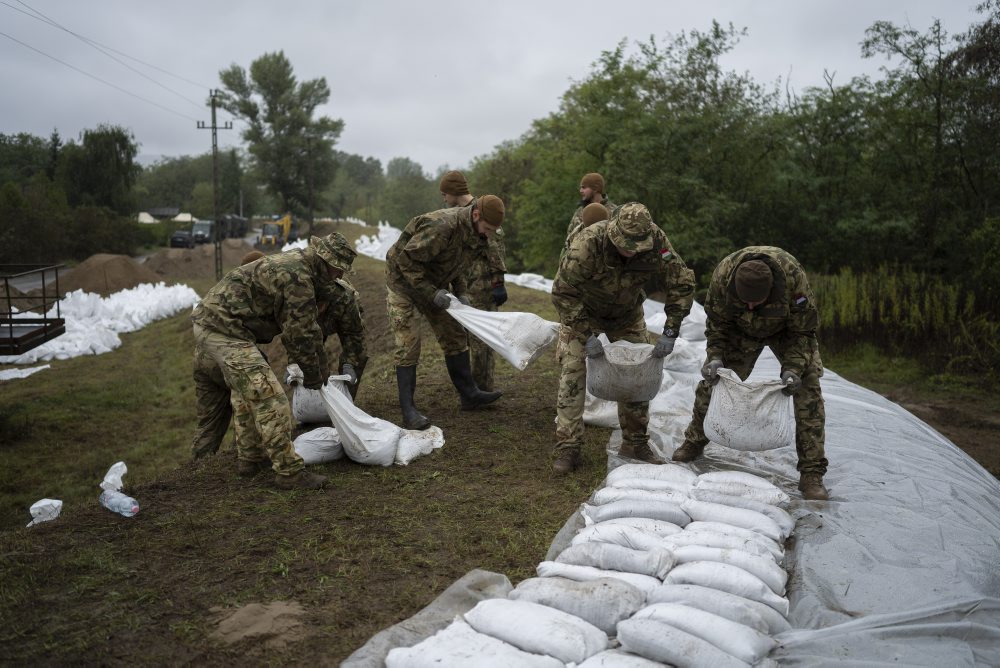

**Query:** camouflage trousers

left=555, top=313, right=651, bottom=454
left=682, top=338, right=828, bottom=475
left=387, top=288, right=469, bottom=367
left=468, top=289, right=497, bottom=391
left=190, top=325, right=304, bottom=475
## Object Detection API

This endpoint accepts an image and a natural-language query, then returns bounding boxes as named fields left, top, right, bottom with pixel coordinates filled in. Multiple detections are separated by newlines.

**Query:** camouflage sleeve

left=551, top=234, right=595, bottom=336
left=781, top=265, right=820, bottom=376
left=566, top=208, right=583, bottom=238
left=318, top=282, right=368, bottom=370
left=393, top=217, right=453, bottom=303
left=270, top=267, right=326, bottom=385
left=704, top=264, right=733, bottom=363
left=658, top=237, right=696, bottom=332
left=488, top=232, right=507, bottom=284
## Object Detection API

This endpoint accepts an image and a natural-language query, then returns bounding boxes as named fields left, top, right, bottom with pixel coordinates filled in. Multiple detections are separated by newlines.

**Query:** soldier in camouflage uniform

left=567, top=172, right=618, bottom=240
left=551, top=202, right=696, bottom=473
left=439, top=170, right=509, bottom=391
left=385, top=195, right=506, bottom=429
left=189, top=233, right=361, bottom=490
left=672, top=246, right=830, bottom=501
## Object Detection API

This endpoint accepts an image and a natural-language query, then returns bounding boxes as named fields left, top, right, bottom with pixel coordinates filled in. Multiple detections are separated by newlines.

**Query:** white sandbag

left=681, top=498, right=785, bottom=542
left=578, top=648, right=665, bottom=667
left=632, top=602, right=776, bottom=664
left=690, top=489, right=795, bottom=538
left=617, top=617, right=750, bottom=668
left=606, top=462, right=698, bottom=488
left=585, top=335, right=663, bottom=402
left=285, top=364, right=329, bottom=423
left=704, top=368, right=794, bottom=451
left=671, top=545, right=788, bottom=595
left=319, top=377, right=445, bottom=466
left=509, top=577, right=645, bottom=636
left=463, top=598, right=608, bottom=664
left=582, top=500, right=690, bottom=527
left=685, top=521, right=784, bottom=559
left=292, top=426, right=344, bottom=464
left=593, top=517, right=685, bottom=538
left=660, top=530, right=780, bottom=563
left=608, top=476, right=693, bottom=494
left=445, top=296, right=559, bottom=370
left=536, top=561, right=662, bottom=595
left=385, top=617, right=563, bottom=668
left=664, top=561, right=789, bottom=616
left=572, top=523, right=674, bottom=552
left=647, top=584, right=791, bottom=634
left=696, top=470, right=791, bottom=506
left=591, top=486, right=687, bottom=506
left=556, top=542, right=675, bottom=580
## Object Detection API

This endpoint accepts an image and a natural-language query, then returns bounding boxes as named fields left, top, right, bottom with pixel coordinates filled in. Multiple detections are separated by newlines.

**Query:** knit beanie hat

left=241, top=250, right=265, bottom=266
left=734, top=260, right=774, bottom=303
left=579, top=172, right=605, bottom=193
left=477, top=195, right=505, bottom=227
left=581, top=202, right=610, bottom=227
left=439, top=170, right=470, bottom=196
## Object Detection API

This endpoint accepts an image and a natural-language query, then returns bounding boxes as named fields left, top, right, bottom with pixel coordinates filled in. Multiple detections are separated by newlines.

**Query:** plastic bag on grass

left=704, top=368, right=794, bottom=451
left=285, top=364, right=329, bottom=424
left=443, top=294, right=559, bottom=370
left=585, top=335, right=663, bottom=402
left=509, top=577, right=646, bottom=636
left=292, top=426, right=344, bottom=464
left=101, top=461, right=128, bottom=491
left=385, top=617, right=563, bottom=668
left=26, top=498, right=62, bottom=527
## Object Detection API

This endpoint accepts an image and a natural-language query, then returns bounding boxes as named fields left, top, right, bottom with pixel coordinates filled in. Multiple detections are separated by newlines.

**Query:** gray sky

left=0, top=0, right=984, bottom=175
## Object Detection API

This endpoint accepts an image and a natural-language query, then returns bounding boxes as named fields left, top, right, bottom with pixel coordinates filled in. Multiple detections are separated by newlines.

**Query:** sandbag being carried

left=509, top=576, right=645, bottom=636
left=444, top=295, right=559, bottom=370
left=385, top=617, right=563, bottom=668
left=292, top=426, right=344, bottom=464
left=704, top=368, right=794, bottom=451
left=285, top=364, right=329, bottom=424
left=585, top=335, right=663, bottom=402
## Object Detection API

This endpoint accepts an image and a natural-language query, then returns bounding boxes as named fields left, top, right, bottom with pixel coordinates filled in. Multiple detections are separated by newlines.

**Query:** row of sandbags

left=387, top=463, right=793, bottom=667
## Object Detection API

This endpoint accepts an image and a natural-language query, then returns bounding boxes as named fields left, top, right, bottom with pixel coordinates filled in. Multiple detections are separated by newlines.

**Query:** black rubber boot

left=444, top=351, right=502, bottom=410
left=395, top=365, right=431, bottom=430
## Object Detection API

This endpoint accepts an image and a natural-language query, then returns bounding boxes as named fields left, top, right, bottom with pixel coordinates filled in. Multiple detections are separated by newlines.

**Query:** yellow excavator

left=256, top=213, right=296, bottom=249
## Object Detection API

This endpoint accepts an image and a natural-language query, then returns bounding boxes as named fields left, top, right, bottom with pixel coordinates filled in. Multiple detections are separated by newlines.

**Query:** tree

left=218, top=51, right=343, bottom=233
left=57, top=124, right=140, bottom=215
left=325, top=151, right=384, bottom=222
left=0, top=132, right=49, bottom=186
left=377, top=157, right=438, bottom=227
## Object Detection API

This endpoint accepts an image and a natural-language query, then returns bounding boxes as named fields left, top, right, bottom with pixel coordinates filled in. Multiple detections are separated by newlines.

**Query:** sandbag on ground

left=385, top=617, right=564, bottom=668
left=556, top=542, right=675, bottom=580
left=632, top=602, right=776, bottom=664
left=509, top=576, right=645, bottom=636
left=647, top=584, right=791, bottom=634
left=577, top=648, right=665, bottom=667
left=665, top=561, right=789, bottom=616
left=536, top=561, right=661, bottom=596
left=617, top=617, right=750, bottom=668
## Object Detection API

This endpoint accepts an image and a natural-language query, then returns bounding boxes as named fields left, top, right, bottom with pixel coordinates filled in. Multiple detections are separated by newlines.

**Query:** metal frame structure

left=0, top=264, right=66, bottom=356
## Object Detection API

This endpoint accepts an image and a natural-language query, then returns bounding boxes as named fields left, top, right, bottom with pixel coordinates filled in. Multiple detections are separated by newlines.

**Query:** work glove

left=456, top=294, right=472, bottom=306
left=781, top=370, right=802, bottom=396
left=701, top=359, right=724, bottom=386
left=432, top=289, right=451, bottom=310
left=651, top=328, right=677, bottom=358
left=492, top=284, right=508, bottom=307
left=585, top=335, right=604, bottom=359
left=342, top=364, right=358, bottom=385
left=303, top=374, right=324, bottom=391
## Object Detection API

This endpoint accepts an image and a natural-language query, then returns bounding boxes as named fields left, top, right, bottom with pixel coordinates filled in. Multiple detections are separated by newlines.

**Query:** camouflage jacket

left=191, top=245, right=341, bottom=386
left=567, top=195, right=618, bottom=240
left=317, top=277, right=367, bottom=371
left=385, top=204, right=489, bottom=309
left=704, top=246, right=819, bottom=376
left=466, top=228, right=507, bottom=305
left=552, top=220, right=695, bottom=335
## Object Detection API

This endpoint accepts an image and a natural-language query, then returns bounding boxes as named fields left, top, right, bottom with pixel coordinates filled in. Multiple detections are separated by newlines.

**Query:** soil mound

left=57, top=254, right=163, bottom=296
left=144, top=239, right=254, bottom=281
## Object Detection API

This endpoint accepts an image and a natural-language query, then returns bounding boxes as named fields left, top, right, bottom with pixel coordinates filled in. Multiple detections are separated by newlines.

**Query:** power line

left=6, top=0, right=210, bottom=110
left=0, top=30, right=200, bottom=122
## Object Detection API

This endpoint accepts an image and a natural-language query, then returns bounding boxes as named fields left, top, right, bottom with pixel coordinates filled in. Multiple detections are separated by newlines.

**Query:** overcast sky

left=0, top=0, right=984, bottom=175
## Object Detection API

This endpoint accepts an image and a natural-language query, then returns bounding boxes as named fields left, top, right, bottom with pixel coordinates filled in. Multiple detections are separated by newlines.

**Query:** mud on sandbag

left=704, top=368, right=795, bottom=451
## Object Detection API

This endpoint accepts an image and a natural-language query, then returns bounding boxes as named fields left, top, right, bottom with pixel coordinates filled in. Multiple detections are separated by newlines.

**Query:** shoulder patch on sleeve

left=659, top=248, right=672, bottom=259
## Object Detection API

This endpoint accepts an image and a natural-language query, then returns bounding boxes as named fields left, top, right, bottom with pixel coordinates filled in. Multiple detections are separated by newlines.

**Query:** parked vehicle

left=191, top=219, right=214, bottom=244
left=169, top=229, right=195, bottom=248
left=256, top=213, right=295, bottom=248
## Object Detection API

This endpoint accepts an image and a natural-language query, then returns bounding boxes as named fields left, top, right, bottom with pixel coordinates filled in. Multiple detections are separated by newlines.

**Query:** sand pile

left=56, top=254, right=164, bottom=297
left=145, top=239, right=254, bottom=280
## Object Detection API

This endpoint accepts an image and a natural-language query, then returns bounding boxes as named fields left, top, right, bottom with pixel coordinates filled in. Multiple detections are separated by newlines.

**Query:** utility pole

left=198, top=90, right=232, bottom=280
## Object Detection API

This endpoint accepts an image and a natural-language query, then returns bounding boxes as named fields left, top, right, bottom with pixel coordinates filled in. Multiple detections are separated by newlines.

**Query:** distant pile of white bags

left=388, top=462, right=793, bottom=666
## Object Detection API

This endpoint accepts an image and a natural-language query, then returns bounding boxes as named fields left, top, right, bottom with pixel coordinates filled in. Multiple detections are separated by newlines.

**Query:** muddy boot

left=237, top=459, right=271, bottom=478
left=445, top=351, right=502, bottom=410
left=632, top=441, right=666, bottom=465
left=396, top=366, right=431, bottom=430
left=274, top=470, right=327, bottom=490
left=618, top=441, right=636, bottom=458
left=798, top=472, right=829, bottom=501
left=552, top=449, right=581, bottom=474
left=671, top=440, right=705, bottom=463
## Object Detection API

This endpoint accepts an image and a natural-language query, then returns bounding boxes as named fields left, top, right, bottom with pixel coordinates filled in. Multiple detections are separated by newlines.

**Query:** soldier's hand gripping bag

left=703, top=368, right=795, bottom=451
left=444, top=295, right=559, bottom=370
left=585, top=334, right=663, bottom=402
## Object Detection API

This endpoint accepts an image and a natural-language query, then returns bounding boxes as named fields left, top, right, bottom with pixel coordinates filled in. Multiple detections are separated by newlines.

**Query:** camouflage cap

left=580, top=172, right=605, bottom=193
left=477, top=195, right=505, bottom=228
left=439, top=170, right=470, bottom=196
left=311, top=232, right=357, bottom=272
left=581, top=202, right=609, bottom=227
left=734, top=260, right=773, bottom=303
left=607, top=203, right=655, bottom=253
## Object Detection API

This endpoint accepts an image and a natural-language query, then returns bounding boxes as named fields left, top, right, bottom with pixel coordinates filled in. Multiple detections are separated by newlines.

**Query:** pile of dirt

left=56, top=254, right=164, bottom=296
left=144, top=239, right=255, bottom=281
